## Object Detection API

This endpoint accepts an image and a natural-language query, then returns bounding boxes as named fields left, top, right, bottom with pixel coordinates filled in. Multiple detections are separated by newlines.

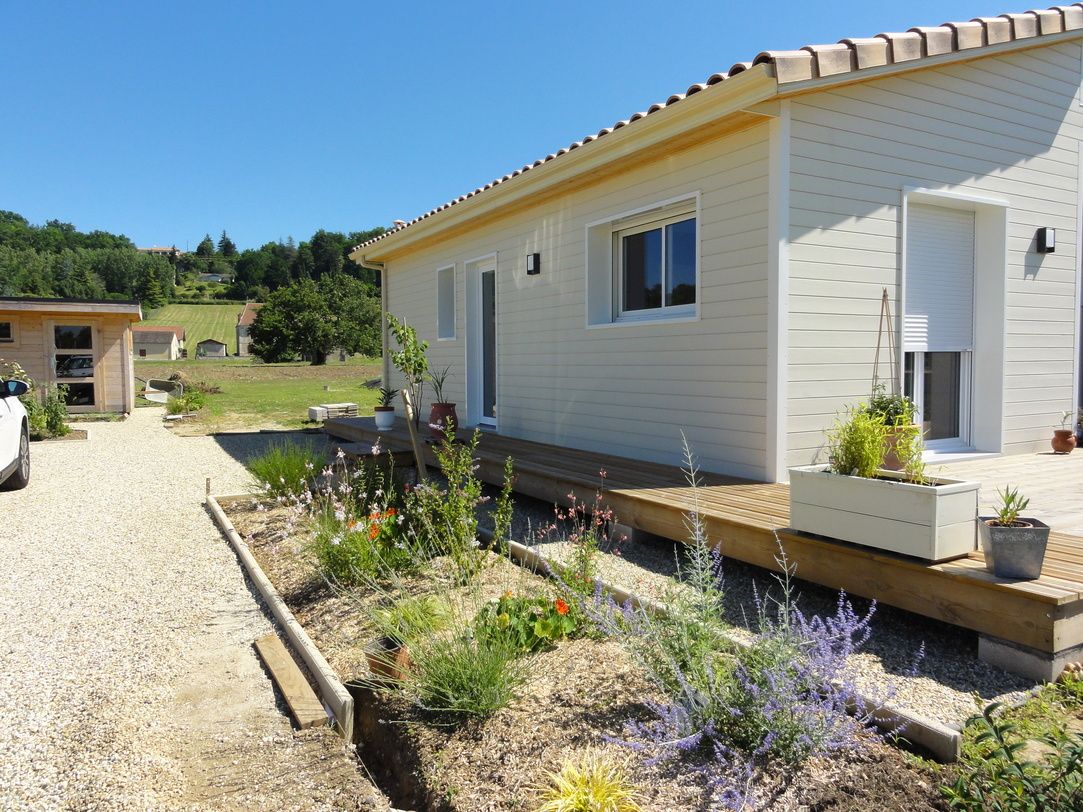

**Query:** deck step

left=254, top=633, right=327, bottom=729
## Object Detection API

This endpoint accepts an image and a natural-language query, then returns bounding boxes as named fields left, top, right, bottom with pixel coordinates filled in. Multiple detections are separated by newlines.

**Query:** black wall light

left=526, top=252, right=541, bottom=275
left=1037, top=227, right=1056, bottom=254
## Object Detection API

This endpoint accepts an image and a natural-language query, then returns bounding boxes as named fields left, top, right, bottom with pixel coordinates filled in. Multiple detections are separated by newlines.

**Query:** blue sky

left=2, top=1, right=1003, bottom=250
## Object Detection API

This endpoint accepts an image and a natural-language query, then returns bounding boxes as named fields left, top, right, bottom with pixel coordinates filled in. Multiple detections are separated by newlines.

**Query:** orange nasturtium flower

left=554, top=598, right=570, bottom=616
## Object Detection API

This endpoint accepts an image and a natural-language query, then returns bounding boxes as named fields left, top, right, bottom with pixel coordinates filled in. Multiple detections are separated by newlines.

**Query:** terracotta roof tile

left=351, top=4, right=1083, bottom=255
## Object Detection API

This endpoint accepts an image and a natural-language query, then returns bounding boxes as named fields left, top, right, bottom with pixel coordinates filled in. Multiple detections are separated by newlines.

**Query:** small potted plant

left=1052, top=410, right=1077, bottom=454
left=979, top=486, right=1051, bottom=580
left=427, top=365, right=458, bottom=442
left=868, top=387, right=916, bottom=471
left=374, top=387, right=398, bottom=431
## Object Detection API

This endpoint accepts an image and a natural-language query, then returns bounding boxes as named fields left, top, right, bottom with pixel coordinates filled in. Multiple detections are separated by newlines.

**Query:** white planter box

left=788, top=465, right=979, bottom=562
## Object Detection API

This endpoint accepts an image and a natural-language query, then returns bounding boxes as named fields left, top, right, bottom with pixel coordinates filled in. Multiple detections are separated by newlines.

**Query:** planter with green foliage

left=374, top=386, right=397, bottom=431
left=789, top=401, right=979, bottom=562
left=979, top=486, right=1051, bottom=580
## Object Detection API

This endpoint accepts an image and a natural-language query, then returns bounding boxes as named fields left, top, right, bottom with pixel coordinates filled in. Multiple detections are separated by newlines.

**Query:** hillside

left=141, top=303, right=244, bottom=354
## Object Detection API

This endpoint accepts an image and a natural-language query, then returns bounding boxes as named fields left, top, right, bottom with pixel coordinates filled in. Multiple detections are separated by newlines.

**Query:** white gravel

left=0, top=408, right=385, bottom=812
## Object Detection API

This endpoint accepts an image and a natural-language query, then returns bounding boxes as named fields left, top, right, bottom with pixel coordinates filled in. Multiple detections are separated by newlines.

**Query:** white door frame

left=464, top=253, right=498, bottom=429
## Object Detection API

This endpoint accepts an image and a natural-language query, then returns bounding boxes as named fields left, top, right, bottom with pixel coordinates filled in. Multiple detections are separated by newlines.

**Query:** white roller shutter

left=904, top=203, right=975, bottom=352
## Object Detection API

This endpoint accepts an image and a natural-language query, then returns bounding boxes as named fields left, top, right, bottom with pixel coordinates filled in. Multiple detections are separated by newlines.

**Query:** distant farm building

left=195, top=338, right=228, bottom=358
left=236, top=302, right=262, bottom=356
left=133, top=326, right=185, bottom=360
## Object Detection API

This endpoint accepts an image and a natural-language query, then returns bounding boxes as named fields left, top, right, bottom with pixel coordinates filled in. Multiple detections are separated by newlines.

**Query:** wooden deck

left=326, top=417, right=1083, bottom=660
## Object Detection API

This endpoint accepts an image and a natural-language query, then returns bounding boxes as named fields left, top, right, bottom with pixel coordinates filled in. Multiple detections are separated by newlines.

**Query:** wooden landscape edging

left=206, top=485, right=959, bottom=761
left=492, top=532, right=963, bottom=763
left=206, top=493, right=354, bottom=741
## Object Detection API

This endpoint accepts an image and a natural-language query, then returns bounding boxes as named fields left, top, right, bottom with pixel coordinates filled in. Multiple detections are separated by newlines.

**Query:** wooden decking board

left=325, top=417, right=1083, bottom=654
left=254, top=633, right=327, bottom=730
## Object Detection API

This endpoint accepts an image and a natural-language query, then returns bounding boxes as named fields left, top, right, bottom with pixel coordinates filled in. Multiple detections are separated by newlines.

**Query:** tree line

left=0, top=210, right=386, bottom=308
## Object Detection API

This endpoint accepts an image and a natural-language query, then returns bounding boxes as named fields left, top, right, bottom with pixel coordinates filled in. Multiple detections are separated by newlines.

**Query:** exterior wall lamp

left=526, top=252, right=541, bottom=275
left=1037, top=227, right=1056, bottom=253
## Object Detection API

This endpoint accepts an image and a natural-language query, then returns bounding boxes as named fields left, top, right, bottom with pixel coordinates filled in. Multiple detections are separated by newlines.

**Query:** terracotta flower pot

left=363, top=636, right=412, bottom=682
left=429, top=402, right=458, bottom=443
left=882, top=430, right=903, bottom=471
left=1051, top=429, right=1076, bottom=454
left=374, top=406, right=395, bottom=431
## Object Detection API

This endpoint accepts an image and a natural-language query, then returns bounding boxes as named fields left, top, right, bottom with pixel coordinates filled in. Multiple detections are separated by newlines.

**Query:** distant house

left=236, top=302, right=262, bottom=356
left=137, top=246, right=183, bottom=260
left=195, top=338, right=228, bottom=358
left=0, top=296, right=142, bottom=413
left=133, top=326, right=185, bottom=360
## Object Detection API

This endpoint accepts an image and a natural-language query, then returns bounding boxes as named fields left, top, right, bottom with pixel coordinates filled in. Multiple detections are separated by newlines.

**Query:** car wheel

left=1, top=428, right=30, bottom=491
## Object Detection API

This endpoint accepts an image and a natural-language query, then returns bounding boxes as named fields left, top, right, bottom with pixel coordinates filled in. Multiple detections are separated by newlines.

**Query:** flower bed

left=227, top=436, right=962, bottom=811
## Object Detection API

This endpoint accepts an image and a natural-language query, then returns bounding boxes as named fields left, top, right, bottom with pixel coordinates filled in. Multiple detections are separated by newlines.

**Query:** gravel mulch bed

left=0, top=408, right=385, bottom=812
left=494, top=488, right=1035, bottom=728
left=229, top=499, right=955, bottom=811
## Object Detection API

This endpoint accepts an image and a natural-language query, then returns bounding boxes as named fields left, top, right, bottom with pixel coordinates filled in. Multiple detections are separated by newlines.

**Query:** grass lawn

left=142, top=303, right=246, bottom=354
left=135, top=356, right=381, bottom=433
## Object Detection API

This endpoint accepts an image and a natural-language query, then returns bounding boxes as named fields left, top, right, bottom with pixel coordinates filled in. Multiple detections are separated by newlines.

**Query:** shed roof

left=134, top=325, right=185, bottom=340
left=0, top=296, right=142, bottom=321
left=350, top=4, right=1083, bottom=258
left=196, top=338, right=227, bottom=347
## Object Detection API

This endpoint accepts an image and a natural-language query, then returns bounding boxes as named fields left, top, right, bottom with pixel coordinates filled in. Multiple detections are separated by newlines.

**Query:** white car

left=0, top=379, right=30, bottom=490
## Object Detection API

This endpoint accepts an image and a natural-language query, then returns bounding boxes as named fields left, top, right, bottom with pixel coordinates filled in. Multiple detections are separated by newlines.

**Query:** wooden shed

left=0, top=297, right=142, bottom=413
left=196, top=338, right=228, bottom=358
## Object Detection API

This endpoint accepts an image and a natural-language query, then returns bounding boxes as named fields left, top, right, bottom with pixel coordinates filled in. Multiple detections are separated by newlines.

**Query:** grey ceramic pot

left=979, top=517, right=1051, bottom=580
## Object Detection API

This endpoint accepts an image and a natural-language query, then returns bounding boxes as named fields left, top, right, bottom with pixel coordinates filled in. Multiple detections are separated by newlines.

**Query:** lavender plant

left=585, top=438, right=904, bottom=809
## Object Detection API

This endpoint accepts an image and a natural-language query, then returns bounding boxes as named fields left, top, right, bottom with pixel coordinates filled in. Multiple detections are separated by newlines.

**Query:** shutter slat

left=904, top=204, right=975, bottom=352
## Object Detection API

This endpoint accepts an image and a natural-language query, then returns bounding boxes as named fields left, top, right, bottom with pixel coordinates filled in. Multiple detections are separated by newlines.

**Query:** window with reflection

left=616, top=213, right=696, bottom=317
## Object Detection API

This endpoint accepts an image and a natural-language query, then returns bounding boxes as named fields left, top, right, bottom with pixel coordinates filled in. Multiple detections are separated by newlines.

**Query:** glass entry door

left=480, top=269, right=496, bottom=424
left=904, top=351, right=968, bottom=445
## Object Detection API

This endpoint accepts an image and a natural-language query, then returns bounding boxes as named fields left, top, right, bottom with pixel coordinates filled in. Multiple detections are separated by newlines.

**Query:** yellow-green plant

left=534, top=750, right=642, bottom=812
left=825, top=404, right=887, bottom=478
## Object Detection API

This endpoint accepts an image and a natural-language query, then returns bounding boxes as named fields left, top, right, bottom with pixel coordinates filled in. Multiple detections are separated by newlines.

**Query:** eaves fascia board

left=351, top=64, right=778, bottom=263
left=774, top=27, right=1083, bottom=98
left=0, top=301, right=143, bottom=320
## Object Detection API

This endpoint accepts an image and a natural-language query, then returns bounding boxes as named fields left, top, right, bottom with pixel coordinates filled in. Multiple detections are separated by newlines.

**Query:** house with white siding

left=350, top=5, right=1083, bottom=483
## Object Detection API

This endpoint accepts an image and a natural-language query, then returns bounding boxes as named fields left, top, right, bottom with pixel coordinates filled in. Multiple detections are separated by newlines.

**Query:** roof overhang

left=0, top=298, right=143, bottom=322
left=351, top=8, right=1083, bottom=266
left=351, top=65, right=778, bottom=263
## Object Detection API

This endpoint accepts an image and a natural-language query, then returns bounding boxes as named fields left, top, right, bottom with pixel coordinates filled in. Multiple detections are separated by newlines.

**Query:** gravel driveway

left=0, top=408, right=386, bottom=812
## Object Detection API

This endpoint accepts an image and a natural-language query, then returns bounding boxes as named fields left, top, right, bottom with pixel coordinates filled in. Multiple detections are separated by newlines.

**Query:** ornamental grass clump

left=407, top=630, right=530, bottom=719
left=248, top=442, right=325, bottom=500
left=534, top=750, right=643, bottom=812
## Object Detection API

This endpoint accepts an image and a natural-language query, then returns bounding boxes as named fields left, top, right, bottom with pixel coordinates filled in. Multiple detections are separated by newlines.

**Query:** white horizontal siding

left=385, top=124, right=771, bottom=479
left=786, top=40, right=1082, bottom=466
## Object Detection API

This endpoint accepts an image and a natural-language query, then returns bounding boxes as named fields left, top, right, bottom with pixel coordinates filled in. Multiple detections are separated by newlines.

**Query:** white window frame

left=435, top=264, right=456, bottom=341
left=613, top=208, right=698, bottom=322
left=585, top=192, right=701, bottom=328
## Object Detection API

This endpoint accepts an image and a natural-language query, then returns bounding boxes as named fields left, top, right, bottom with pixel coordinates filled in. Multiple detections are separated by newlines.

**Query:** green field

left=142, top=303, right=245, bottom=354
left=134, top=357, right=381, bottom=432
